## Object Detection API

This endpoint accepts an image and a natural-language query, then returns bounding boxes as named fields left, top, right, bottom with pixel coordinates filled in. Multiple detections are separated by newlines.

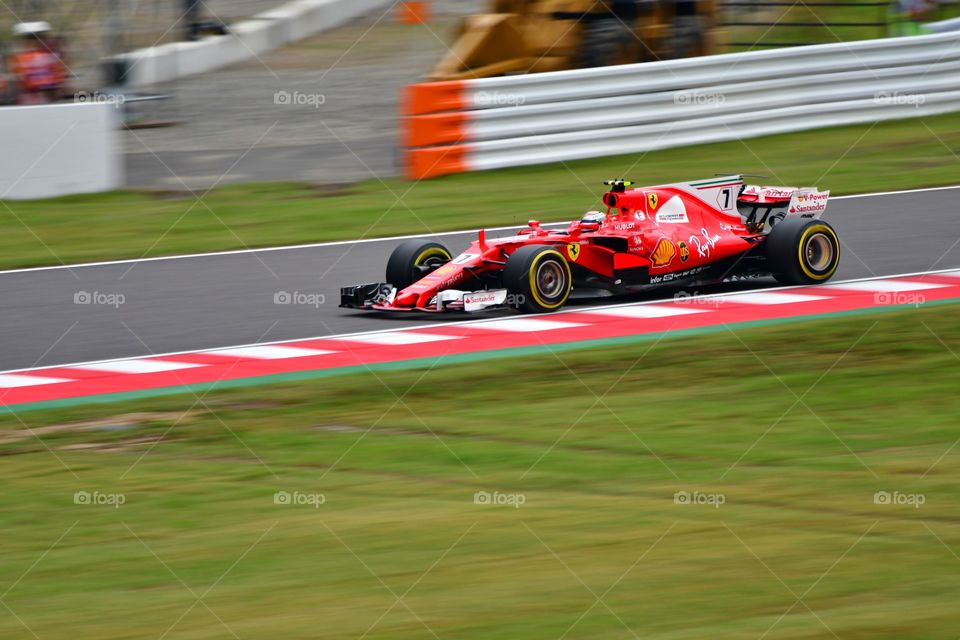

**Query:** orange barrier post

left=397, top=2, right=431, bottom=25
left=402, top=80, right=467, bottom=116
left=404, top=145, right=471, bottom=180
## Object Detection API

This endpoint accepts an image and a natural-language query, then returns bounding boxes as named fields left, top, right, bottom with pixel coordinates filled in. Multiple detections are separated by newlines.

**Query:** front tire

left=765, top=218, right=840, bottom=285
left=504, top=245, right=572, bottom=313
left=385, top=240, right=452, bottom=290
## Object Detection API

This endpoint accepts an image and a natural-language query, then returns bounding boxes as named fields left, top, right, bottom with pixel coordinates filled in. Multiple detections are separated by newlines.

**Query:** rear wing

left=786, top=188, right=830, bottom=218
left=740, top=185, right=830, bottom=219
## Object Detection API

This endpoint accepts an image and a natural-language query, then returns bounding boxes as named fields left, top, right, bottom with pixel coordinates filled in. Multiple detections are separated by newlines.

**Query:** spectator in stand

left=673, top=0, right=704, bottom=58
left=8, top=22, right=67, bottom=105
left=889, top=0, right=937, bottom=36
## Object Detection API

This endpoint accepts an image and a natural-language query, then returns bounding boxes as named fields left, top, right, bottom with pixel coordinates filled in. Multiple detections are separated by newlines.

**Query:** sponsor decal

left=439, top=273, right=465, bottom=288
left=689, top=227, right=721, bottom=258
left=655, top=195, right=689, bottom=223
left=567, top=243, right=581, bottom=262
left=463, top=289, right=509, bottom=311
left=464, top=292, right=499, bottom=305
left=678, top=241, right=689, bottom=262
left=633, top=211, right=646, bottom=221
left=647, top=192, right=659, bottom=211
left=649, top=265, right=706, bottom=284
left=650, top=238, right=676, bottom=267
left=789, top=190, right=829, bottom=214
left=614, top=222, right=636, bottom=231
left=760, top=187, right=795, bottom=199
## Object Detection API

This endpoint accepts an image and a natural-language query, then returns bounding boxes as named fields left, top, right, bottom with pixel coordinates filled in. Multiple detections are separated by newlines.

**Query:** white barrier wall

left=402, top=31, right=960, bottom=179
left=121, top=0, right=392, bottom=87
left=0, top=103, right=122, bottom=200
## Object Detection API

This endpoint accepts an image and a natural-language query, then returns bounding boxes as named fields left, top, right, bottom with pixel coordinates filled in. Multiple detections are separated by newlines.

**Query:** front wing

left=340, top=283, right=512, bottom=313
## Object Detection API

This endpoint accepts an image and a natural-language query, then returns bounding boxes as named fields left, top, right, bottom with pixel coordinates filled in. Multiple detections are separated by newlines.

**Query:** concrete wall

left=122, top=0, right=393, bottom=87
left=0, top=103, right=122, bottom=200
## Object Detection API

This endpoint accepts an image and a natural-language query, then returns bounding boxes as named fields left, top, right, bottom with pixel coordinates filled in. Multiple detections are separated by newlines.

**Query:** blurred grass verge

left=1, top=112, right=959, bottom=270
left=1, top=303, right=959, bottom=638
left=720, top=0, right=960, bottom=50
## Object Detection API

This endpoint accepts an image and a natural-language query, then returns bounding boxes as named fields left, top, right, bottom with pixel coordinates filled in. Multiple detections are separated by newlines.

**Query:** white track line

left=203, top=346, right=337, bottom=359
left=338, top=332, right=455, bottom=345
left=1, top=184, right=958, bottom=277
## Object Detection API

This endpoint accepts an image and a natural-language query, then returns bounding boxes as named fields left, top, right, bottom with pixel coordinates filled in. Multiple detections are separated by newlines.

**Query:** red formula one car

left=341, top=175, right=839, bottom=314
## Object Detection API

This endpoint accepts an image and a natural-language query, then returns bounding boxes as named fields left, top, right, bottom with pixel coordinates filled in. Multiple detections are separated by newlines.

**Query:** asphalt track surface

left=1, top=186, right=958, bottom=372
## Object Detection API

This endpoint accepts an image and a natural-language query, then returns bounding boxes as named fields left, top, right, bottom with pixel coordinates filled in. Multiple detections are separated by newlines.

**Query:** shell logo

left=650, top=238, right=676, bottom=267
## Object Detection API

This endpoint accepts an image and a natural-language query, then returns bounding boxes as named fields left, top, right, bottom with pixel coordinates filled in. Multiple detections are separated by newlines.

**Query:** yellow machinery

left=429, top=0, right=715, bottom=81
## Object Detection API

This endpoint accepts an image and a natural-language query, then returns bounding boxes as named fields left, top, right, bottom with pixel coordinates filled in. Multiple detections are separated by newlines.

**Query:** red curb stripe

left=2, top=274, right=960, bottom=408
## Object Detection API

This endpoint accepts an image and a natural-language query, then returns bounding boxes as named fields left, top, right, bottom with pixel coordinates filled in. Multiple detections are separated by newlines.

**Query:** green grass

left=721, top=0, right=960, bottom=50
left=3, top=304, right=960, bottom=638
left=1, top=111, right=959, bottom=270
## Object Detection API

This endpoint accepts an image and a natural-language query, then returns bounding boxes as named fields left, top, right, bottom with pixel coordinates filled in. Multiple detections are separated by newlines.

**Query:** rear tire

left=765, top=218, right=840, bottom=285
left=385, top=240, right=452, bottom=290
left=504, top=245, right=572, bottom=313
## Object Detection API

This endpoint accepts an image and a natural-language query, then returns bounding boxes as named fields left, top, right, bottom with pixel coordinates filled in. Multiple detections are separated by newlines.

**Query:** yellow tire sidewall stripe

left=797, top=224, right=839, bottom=281
left=527, top=250, right=571, bottom=310
left=414, top=247, right=452, bottom=266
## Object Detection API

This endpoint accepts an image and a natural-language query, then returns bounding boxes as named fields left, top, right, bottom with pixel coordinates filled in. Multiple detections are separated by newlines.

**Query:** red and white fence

left=400, top=31, right=960, bottom=180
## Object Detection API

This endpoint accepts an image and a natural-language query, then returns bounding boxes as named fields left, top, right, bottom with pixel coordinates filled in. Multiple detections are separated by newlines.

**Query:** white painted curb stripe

left=74, top=360, right=201, bottom=374
left=0, top=374, right=73, bottom=388
left=2, top=268, right=960, bottom=377
left=339, top=332, right=456, bottom=345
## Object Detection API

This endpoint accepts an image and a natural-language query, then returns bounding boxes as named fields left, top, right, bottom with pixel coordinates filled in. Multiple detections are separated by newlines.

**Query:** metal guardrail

left=400, top=31, right=960, bottom=180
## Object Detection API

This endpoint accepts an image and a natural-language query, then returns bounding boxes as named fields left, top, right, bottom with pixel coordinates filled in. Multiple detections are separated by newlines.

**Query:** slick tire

left=385, top=240, right=452, bottom=290
left=765, top=218, right=840, bottom=285
left=504, top=245, right=572, bottom=313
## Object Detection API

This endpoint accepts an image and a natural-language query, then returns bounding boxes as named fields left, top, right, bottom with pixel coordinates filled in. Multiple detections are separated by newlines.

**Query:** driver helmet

left=581, top=210, right=606, bottom=227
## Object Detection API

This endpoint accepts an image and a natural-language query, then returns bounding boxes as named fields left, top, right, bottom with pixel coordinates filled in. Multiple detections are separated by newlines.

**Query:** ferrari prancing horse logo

left=647, top=192, right=658, bottom=211
left=567, top=243, right=581, bottom=262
